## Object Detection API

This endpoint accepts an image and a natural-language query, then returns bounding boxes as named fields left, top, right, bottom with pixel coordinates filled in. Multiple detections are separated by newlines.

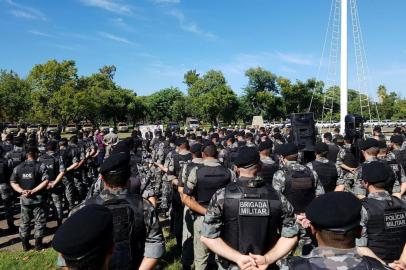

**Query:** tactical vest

left=1, top=143, right=13, bottom=155
left=362, top=196, right=406, bottom=263
left=39, top=153, right=59, bottom=180
left=222, top=181, right=282, bottom=257
left=259, top=162, right=279, bottom=183
left=9, top=150, right=25, bottom=169
left=86, top=194, right=146, bottom=270
left=283, top=166, right=315, bottom=214
left=327, top=144, right=340, bottom=163
left=196, top=165, right=231, bottom=206
left=17, top=161, right=44, bottom=205
left=172, top=152, right=192, bottom=177
left=311, top=160, right=338, bottom=193
left=395, top=149, right=406, bottom=172
left=381, top=158, right=402, bottom=188
left=0, top=159, right=7, bottom=184
left=287, top=255, right=388, bottom=270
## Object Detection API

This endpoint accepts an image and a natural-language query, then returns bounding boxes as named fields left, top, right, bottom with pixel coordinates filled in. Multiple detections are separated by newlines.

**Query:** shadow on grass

left=156, top=227, right=182, bottom=270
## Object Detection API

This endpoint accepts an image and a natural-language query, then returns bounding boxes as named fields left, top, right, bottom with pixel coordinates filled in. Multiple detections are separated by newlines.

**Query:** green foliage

left=0, top=61, right=405, bottom=125
left=0, top=70, right=31, bottom=122
left=0, top=249, right=58, bottom=270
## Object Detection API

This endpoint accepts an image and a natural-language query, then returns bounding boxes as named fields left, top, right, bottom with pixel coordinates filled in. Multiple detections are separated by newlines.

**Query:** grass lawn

left=0, top=228, right=181, bottom=270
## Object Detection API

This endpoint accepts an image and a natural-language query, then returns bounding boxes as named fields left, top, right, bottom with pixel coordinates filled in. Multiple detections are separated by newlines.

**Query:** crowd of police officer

left=1, top=124, right=406, bottom=270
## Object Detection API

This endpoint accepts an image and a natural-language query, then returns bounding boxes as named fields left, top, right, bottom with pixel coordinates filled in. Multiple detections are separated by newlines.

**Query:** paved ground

left=0, top=203, right=61, bottom=252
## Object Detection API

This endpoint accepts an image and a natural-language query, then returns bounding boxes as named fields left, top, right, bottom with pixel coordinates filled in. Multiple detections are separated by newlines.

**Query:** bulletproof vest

left=38, top=145, right=46, bottom=156
left=39, top=153, right=59, bottom=180
left=327, top=144, right=340, bottom=163
left=222, top=181, right=282, bottom=257
left=380, top=158, right=402, bottom=188
left=395, top=149, right=406, bottom=172
left=9, top=150, right=26, bottom=168
left=86, top=194, right=146, bottom=270
left=283, top=166, right=315, bottom=213
left=0, top=159, right=7, bottom=184
left=1, top=143, right=13, bottom=155
left=196, top=165, right=231, bottom=206
left=180, top=161, right=203, bottom=186
left=287, top=255, right=388, bottom=270
left=259, top=162, right=279, bottom=183
left=362, top=197, right=406, bottom=263
left=311, top=160, right=338, bottom=193
left=130, top=151, right=141, bottom=177
left=224, top=147, right=239, bottom=169
left=172, top=152, right=192, bottom=177
left=17, top=161, right=42, bottom=191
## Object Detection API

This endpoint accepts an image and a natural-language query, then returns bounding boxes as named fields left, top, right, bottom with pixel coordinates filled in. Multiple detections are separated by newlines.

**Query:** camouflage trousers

left=0, top=183, right=15, bottom=227
left=62, top=176, right=75, bottom=210
left=161, top=179, right=172, bottom=210
left=19, top=202, right=46, bottom=239
left=181, top=207, right=194, bottom=266
left=48, top=186, right=64, bottom=221
left=73, top=172, right=86, bottom=203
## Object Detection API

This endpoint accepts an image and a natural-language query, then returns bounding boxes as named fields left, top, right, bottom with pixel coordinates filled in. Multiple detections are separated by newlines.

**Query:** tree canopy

left=0, top=60, right=404, bottom=126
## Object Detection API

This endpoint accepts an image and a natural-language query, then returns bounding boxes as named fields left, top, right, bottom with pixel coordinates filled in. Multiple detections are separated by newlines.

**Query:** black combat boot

left=7, top=221, right=18, bottom=234
left=35, top=238, right=44, bottom=251
left=21, top=238, right=32, bottom=251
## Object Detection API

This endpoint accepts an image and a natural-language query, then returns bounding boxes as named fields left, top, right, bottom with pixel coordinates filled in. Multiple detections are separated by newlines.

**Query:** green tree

left=146, top=87, right=184, bottom=122
left=0, top=70, right=32, bottom=122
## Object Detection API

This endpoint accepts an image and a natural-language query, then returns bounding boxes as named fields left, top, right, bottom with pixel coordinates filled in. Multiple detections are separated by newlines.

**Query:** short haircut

left=103, top=167, right=130, bottom=187
left=323, top=132, right=333, bottom=141
left=47, top=141, right=58, bottom=152
left=364, top=147, right=379, bottom=156
left=64, top=246, right=111, bottom=270
left=203, top=144, right=217, bottom=158
left=70, top=135, right=78, bottom=144
left=316, top=227, right=358, bottom=249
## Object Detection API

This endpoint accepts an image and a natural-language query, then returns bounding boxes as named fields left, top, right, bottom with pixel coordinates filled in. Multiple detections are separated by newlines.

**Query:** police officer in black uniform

left=5, top=136, right=26, bottom=171
left=10, top=147, right=49, bottom=251
left=284, top=192, right=390, bottom=270
left=39, top=141, right=66, bottom=226
left=58, top=152, right=165, bottom=270
left=0, top=146, right=16, bottom=232
left=183, top=142, right=233, bottom=270
left=201, top=147, right=299, bottom=270
left=258, top=140, right=279, bottom=184
left=307, top=143, right=340, bottom=193
left=356, top=161, right=406, bottom=264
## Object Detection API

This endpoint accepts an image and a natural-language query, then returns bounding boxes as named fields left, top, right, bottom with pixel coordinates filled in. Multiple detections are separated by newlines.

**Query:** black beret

left=100, top=152, right=130, bottom=176
left=210, top=133, right=220, bottom=140
left=343, top=154, right=359, bottom=168
left=190, top=143, right=202, bottom=154
left=245, top=132, right=254, bottom=139
left=390, top=135, right=404, bottom=144
left=394, top=127, right=402, bottom=134
left=306, top=192, right=361, bottom=231
left=27, top=146, right=39, bottom=155
left=273, top=127, right=280, bottom=133
left=314, top=142, right=329, bottom=154
left=52, top=204, right=113, bottom=260
left=225, top=134, right=235, bottom=141
left=111, top=139, right=131, bottom=155
left=176, top=137, right=188, bottom=146
left=169, top=136, right=177, bottom=144
left=258, top=140, right=273, bottom=152
left=237, top=131, right=245, bottom=137
left=234, top=147, right=260, bottom=168
left=202, top=140, right=215, bottom=151
left=275, top=143, right=298, bottom=157
left=362, top=161, right=390, bottom=184
left=358, top=138, right=379, bottom=151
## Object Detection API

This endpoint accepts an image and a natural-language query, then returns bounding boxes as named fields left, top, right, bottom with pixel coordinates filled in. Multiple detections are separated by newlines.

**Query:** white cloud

left=167, top=9, right=216, bottom=39
left=6, top=0, right=46, bottom=21
left=151, top=0, right=180, bottom=4
left=99, top=31, right=133, bottom=44
left=276, top=52, right=315, bottom=66
left=79, top=0, right=133, bottom=15
left=28, top=30, right=54, bottom=38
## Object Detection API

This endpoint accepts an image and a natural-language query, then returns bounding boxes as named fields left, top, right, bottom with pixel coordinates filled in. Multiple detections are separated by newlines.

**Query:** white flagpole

left=340, top=0, right=348, bottom=134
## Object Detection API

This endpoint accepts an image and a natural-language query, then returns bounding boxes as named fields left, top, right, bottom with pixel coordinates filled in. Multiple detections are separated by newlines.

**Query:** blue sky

left=0, top=0, right=405, bottom=99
